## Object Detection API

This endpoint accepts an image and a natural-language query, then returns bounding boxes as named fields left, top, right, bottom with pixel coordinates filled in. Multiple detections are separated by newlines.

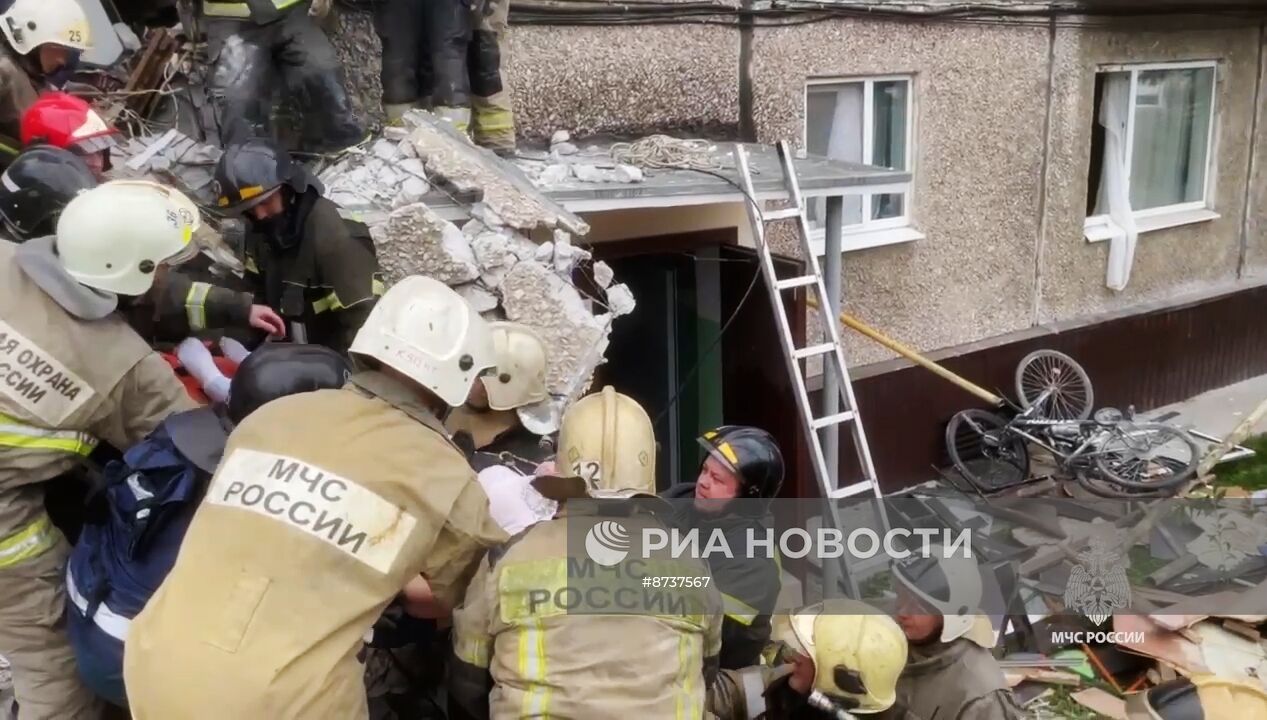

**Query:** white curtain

left=1098, top=74, right=1138, bottom=292
left=1129, top=69, right=1211, bottom=211
left=826, top=86, right=865, bottom=225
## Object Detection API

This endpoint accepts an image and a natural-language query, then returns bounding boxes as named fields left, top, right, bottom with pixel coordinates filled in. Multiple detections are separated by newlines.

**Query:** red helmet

left=20, top=92, right=120, bottom=157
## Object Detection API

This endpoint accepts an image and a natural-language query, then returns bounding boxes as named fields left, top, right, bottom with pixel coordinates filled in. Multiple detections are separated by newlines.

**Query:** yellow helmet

left=482, top=322, right=549, bottom=411
left=555, top=386, right=656, bottom=495
left=1126, top=675, right=1267, bottom=720
left=772, top=600, right=907, bottom=714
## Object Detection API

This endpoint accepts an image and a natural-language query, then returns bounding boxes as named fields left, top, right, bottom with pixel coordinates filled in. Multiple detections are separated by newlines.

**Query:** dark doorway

left=594, top=230, right=806, bottom=496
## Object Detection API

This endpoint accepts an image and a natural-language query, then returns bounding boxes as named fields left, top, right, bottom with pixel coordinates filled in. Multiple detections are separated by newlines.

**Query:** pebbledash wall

left=330, top=9, right=1267, bottom=488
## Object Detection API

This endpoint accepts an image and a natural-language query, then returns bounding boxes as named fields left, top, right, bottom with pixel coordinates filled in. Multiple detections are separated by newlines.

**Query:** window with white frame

left=1086, top=62, right=1216, bottom=232
left=805, top=77, right=913, bottom=237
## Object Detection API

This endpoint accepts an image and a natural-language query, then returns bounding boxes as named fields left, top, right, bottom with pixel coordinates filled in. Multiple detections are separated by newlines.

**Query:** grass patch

left=1031, top=686, right=1109, bottom=719
left=1127, top=545, right=1169, bottom=586
left=1211, top=433, right=1267, bottom=491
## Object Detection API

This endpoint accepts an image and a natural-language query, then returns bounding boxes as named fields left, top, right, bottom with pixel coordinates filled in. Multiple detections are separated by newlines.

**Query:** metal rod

left=821, top=196, right=844, bottom=600
left=807, top=295, right=1004, bottom=406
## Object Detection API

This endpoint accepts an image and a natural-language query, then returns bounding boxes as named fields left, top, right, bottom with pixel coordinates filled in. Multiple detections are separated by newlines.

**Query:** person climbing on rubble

left=21, top=91, right=120, bottom=179
left=0, top=180, right=203, bottom=720
left=123, top=276, right=508, bottom=720
left=376, top=0, right=516, bottom=153
left=877, top=547, right=1025, bottom=720
left=0, top=0, right=91, bottom=159
left=448, top=386, right=723, bottom=720
left=662, top=425, right=785, bottom=669
left=200, top=0, right=364, bottom=153
left=0, top=144, right=95, bottom=241
left=361, top=320, right=553, bottom=719
left=64, top=344, right=350, bottom=711
left=707, top=600, right=910, bottom=719
left=214, top=137, right=384, bottom=356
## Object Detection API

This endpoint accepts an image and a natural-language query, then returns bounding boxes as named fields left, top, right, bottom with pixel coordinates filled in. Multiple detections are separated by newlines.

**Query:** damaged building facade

left=316, top=1, right=1267, bottom=493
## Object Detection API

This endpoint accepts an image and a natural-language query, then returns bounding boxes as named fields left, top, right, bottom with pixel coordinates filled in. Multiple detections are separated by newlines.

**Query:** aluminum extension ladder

left=735, top=141, right=886, bottom=597
left=734, top=140, right=882, bottom=501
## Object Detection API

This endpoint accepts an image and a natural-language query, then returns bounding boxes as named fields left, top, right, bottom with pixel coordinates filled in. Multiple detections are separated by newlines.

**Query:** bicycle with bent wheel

left=944, top=351, right=1199, bottom=496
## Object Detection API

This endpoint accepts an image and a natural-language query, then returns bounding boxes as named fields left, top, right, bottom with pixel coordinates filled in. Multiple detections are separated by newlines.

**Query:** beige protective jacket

left=876, top=638, right=1025, bottom=720
left=0, top=240, right=192, bottom=544
left=124, top=370, right=507, bottom=719
left=450, top=504, right=724, bottom=719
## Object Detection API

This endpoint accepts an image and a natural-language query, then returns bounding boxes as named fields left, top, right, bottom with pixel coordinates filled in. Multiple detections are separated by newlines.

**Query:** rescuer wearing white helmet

left=123, top=276, right=509, bottom=719
left=0, top=180, right=200, bottom=719
left=449, top=386, right=723, bottom=720
left=887, top=547, right=1024, bottom=720
left=0, top=0, right=91, bottom=154
left=707, top=599, right=910, bottom=719
left=447, top=320, right=552, bottom=475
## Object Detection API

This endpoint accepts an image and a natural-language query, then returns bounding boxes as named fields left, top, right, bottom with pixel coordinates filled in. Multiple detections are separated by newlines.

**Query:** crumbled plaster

left=371, top=203, right=481, bottom=284
left=317, top=115, right=628, bottom=411
left=501, top=260, right=611, bottom=395
left=401, top=110, right=590, bottom=235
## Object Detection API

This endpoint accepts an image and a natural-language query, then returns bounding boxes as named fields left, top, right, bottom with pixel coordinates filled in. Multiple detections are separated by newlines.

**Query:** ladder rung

left=776, top=275, right=818, bottom=291
left=793, top=343, right=836, bottom=359
left=762, top=207, right=803, bottom=222
left=829, top=481, right=878, bottom=499
left=812, top=410, right=856, bottom=429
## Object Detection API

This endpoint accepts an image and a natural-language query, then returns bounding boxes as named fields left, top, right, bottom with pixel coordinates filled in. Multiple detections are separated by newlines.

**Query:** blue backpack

left=65, top=419, right=209, bottom=707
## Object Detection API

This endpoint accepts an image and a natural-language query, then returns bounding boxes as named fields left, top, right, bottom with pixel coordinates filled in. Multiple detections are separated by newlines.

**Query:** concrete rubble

left=111, top=116, right=638, bottom=429
left=313, top=112, right=638, bottom=428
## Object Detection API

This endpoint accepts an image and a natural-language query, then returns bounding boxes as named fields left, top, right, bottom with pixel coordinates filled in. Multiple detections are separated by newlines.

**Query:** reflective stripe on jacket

left=449, top=507, right=723, bottom=720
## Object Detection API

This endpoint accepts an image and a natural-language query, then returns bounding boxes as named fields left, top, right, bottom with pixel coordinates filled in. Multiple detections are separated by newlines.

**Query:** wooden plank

left=1071, top=688, right=1127, bottom=720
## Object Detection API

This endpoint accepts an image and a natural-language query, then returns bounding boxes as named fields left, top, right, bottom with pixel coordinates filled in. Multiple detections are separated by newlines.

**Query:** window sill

left=810, top=226, right=925, bottom=255
left=1084, top=208, right=1220, bottom=243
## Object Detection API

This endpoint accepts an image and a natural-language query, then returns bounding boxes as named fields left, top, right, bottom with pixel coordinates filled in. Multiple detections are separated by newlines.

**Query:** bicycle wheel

left=1093, top=423, right=1199, bottom=491
left=945, top=409, right=1031, bottom=491
left=1015, top=350, right=1094, bottom=421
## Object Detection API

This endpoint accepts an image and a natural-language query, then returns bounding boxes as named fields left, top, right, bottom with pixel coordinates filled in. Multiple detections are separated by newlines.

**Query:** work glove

left=309, top=0, right=332, bottom=20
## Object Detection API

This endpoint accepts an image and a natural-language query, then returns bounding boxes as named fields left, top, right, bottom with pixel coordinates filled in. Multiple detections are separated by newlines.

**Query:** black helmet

left=0, top=145, right=97, bottom=241
left=226, top=343, right=350, bottom=424
left=214, top=138, right=295, bottom=215
left=697, top=425, right=785, bottom=499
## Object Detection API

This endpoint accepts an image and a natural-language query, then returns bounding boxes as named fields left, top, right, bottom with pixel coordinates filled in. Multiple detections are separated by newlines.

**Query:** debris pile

left=318, top=111, right=637, bottom=428
left=879, top=490, right=1267, bottom=718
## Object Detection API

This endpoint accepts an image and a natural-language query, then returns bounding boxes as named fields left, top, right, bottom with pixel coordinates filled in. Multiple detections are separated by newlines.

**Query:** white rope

left=609, top=135, right=722, bottom=171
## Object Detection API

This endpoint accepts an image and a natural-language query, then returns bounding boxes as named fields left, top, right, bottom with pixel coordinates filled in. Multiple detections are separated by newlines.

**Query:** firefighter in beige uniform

left=449, top=387, right=724, bottom=720
left=124, top=275, right=509, bottom=719
left=0, top=181, right=201, bottom=719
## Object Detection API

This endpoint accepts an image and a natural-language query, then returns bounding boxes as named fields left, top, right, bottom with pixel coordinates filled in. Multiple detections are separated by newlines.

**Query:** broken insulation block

left=371, top=203, right=480, bottom=284
left=501, top=261, right=611, bottom=396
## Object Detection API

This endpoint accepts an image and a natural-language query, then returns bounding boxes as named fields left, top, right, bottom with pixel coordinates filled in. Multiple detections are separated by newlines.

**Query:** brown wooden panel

left=828, top=285, right=1267, bottom=494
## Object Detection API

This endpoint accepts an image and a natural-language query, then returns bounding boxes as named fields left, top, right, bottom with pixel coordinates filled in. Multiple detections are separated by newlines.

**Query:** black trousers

left=206, top=9, right=364, bottom=151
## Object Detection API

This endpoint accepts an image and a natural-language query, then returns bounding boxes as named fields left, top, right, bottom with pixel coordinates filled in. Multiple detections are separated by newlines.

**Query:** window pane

left=1129, top=67, right=1214, bottom=211
left=872, top=193, right=904, bottom=221
left=872, top=80, right=909, bottom=171
left=809, top=195, right=863, bottom=228
left=806, top=84, right=864, bottom=224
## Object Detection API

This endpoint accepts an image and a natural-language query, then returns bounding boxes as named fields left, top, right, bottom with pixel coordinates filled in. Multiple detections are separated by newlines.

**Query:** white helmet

left=56, top=180, right=201, bottom=296
left=893, top=544, right=994, bottom=647
left=349, top=275, right=496, bottom=407
left=482, top=321, right=548, bottom=411
left=1, top=0, right=91, bottom=55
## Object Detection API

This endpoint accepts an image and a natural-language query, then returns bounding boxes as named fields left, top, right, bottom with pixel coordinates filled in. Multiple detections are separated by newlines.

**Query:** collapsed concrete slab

left=400, top=110, right=590, bottom=236
left=371, top=203, right=481, bottom=285
left=501, top=260, right=611, bottom=397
